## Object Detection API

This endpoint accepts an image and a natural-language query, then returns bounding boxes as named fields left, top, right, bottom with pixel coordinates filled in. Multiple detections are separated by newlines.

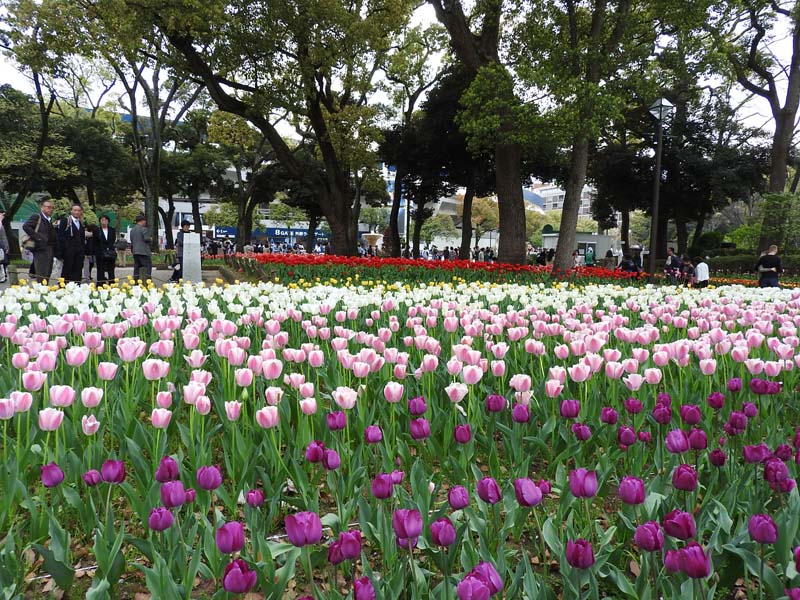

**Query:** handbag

left=19, top=215, right=40, bottom=251
left=102, top=247, right=117, bottom=260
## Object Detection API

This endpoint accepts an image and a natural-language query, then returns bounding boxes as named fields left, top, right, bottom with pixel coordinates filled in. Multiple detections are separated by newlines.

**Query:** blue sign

left=214, top=226, right=237, bottom=237
left=264, top=227, right=330, bottom=241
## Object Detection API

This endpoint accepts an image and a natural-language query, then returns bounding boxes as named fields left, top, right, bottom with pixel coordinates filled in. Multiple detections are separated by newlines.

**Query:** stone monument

left=183, top=233, right=202, bottom=283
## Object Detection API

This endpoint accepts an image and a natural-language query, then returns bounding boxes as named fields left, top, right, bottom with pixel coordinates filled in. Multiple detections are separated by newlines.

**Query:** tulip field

left=3, top=278, right=800, bottom=599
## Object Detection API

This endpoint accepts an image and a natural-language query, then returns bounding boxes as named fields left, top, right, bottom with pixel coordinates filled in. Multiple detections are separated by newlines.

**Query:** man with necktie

left=56, top=203, right=90, bottom=283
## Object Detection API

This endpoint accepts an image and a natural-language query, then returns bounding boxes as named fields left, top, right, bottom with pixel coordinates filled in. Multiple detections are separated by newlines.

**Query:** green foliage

left=725, top=224, right=761, bottom=253
left=269, top=202, right=306, bottom=230
left=420, top=213, right=457, bottom=245
left=203, top=203, right=239, bottom=228
left=360, top=206, right=390, bottom=232
left=688, top=231, right=725, bottom=256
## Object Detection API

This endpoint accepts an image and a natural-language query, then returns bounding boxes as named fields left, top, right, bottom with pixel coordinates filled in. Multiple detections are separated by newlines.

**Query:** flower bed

left=2, top=280, right=800, bottom=598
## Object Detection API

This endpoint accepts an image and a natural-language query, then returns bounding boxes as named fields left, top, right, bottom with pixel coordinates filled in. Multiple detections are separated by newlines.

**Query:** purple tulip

left=155, top=456, right=180, bottom=482
left=472, top=562, right=503, bottom=594
left=565, top=539, right=595, bottom=569
left=514, top=478, right=543, bottom=507
left=449, top=485, right=470, bottom=509
left=196, top=465, right=222, bottom=490
left=688, top=428, right=708, bottom=450
left=101, top=460, right=126, bottom=484
left=569, top=468, right=598, bottom=498
left=795, top=546, right=800, bottom=572
left=160, top=480, right=187, bottom=509
left=665, top=429, right=689, bottom=453
left=185, top=488, right=196, bottom=503
left=485, top=394, right=506, bottom=413
left=477, top=477, right=502, bottom=504
left=618, top=476, right=645, bottom=505
left=246, top=489, right=265, bottom=508
left=410, top=418, right=431, bottom=440
left=371, top=473, right=393, bottom=499
left=664, top=549, right=682, bottom=573
left=322, top=448, right=341, bottom=470
left=727, top=377, right=742, bottom=392
left=392, top=508, right=423, bottom=540
left=657, top=392, right=672, bottom=405
left=391, top=470, right=405, bottom=484
left=327, top=411, right=346, bottom=431
left=727, top=411, right=748, bottom=434
left=454, top=423, right=472, bottom=444
left=148, top=507, right=174, bottom=531
left=750, top=378, right=771, bottom=395
left=634, top=521, right=664, bottom=551
left=600, top=406, right=618, bottom=424
left=430, top=517, right=456, bottom=546
left=748, top=514, right=778, bottom=544
left=679, top=404, right=701, bottom=425
left=538, top=479, right=552, bottom=495
left=681, top=542, right=711, bottom=578
left=511, top=403, right=530, bottom=423
left=328, top=541, right=345, bottom=565
left=457, top=573, right=491, bottom=600
left=743, top=402, right=758, bottom=418
left=638, top=430, right=652, bottom=443
left=364, top=425, right=383, bottom=444
left=82, top=469, right=101, bottom=486
left=338, top=529, right=362, bottom=559
left=572, top=423, right=592, bottom=441
left=743, top=443, right=772, bottom=464
left=663, top=509, right=696, bottom=540
left=408, top=396, right=427, bottom=415
left=41, top=462, right=64, bottom=488
left=672, top=464, right=698, bottom=491
left=624, top=398, right=642, bottom=414
left=785, top=588, right=800, bottom=600
left=706, top=392, right=724, bottom=410
left=764, top=457, right=789, bottom=487
left=216, top=521, right=245, bottom=554
left=305, top=440, right=325, bottom=463
left=560, top=399, right=580, bottom=419
left=709, top=448, right=727, bottom=467
left=354, top=576, right=376, bottom=600
left=222, top=559, right=257, bottom=594
left=617, top=426, right=636, bottom=447
left=285, top=511, right=323, bottom=547
left=652, top=402, right=672, bottom=424
left=775, top=444, right=793, bottom=461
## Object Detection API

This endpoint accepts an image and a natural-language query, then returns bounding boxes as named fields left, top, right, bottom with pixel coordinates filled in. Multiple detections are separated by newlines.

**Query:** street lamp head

left=648, top=98, right=674, bottom=122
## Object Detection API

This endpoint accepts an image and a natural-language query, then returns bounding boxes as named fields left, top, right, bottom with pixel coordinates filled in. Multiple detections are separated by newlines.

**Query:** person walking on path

left=22, top=198, right=56, bottom=283
left=170, top=220, right=191, bottom=282
left=130, top=214, right=152, bottom=283
left=95, top=215, right=117, bottom=285
left=754, top=245, right=782, bottom=288
left=56, top=203, right=89, bottom=283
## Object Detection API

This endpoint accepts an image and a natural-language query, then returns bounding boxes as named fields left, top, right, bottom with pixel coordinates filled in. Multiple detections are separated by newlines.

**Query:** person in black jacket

left=22, top=198, right=57, bottom=283
left=95, top=215, right=116, bottom=285
left=755, top=245, right=782, bottom=288
left=56, top=203, right=88, bottom=283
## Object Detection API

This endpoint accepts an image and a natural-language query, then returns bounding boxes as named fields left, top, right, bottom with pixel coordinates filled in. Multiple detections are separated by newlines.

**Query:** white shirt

left=694, top=262, right=709, bottom=281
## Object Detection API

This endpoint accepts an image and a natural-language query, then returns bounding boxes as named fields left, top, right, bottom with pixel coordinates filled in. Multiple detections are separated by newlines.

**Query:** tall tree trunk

left=692, top=212, right=706, bottom=248
left=494, top=142, right=526, bottom=264
left=620, top=209, right=630, bottom=251
left=161, top=196, right=176, bottom=249
left=656, top=211, right=669, bottom=266
left=191, top=193, right=203, bottom=238
left=552, top=139, right=590, bottom=275
left=675, top=212, right=688, bottom=255
left=388, top=168, right=404, bottom=257
left=459, top=183, right=475, bottom=259
left=305, top=212, right=319, bottom=253
left=412, top=207, right=424, bottom=258
left=759, top=112, right=795, bottom=250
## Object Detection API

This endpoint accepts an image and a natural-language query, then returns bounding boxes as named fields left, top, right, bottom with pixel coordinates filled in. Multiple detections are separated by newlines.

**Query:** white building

left=535, top=183, right=595, bottom=217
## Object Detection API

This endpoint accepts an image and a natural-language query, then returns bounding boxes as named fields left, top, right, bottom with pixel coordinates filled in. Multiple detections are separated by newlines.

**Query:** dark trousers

left=133, top=254, right=152, bottom=282
left=32, top=247, right=54, bottom=283
left=61, top=252, right=84, bottom=283
left=97, top=257, right=116, bottom=285
left=760, top=276, right=780, bottom=288
left=170, top=257, right=183, bottom=281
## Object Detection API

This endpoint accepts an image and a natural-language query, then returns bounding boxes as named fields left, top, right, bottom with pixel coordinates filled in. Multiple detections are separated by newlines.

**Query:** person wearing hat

left=130, top=214, right=152, bottom=283
left=170, top=220, right=192, bottom=282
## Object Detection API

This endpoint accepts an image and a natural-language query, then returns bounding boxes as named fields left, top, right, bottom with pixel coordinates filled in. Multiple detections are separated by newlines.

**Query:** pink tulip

left=143, top=359, right=170, bottom=381
left=0, top=398, right=14, bottom=420
left=446, top=357, right=463, bottom=376
left=644, top=368, right=663, bottom=385
left=298, top=382, right=315, bottom=398
left=225, top=401, right=242, bottom=421
left=445, top=382, right=468, bottom=403
left=262, top=359, right=283, bottom=380
left=36, top=351, right=57, bottom=372
left=285, top=372, right=305, bottom=388
left=234, top=368, right=254, bottom=387
left=195, top=396, right=212, bottom=415
left=190, top=369, right=213, bottom=386
left=264, top=386, right=284, bottom=405
left=183, top=333, right=200, bottom=350
left=11, top=391, right=33, bottom=413
left=81, top=414, right=100, bottom=435
left=568, top=364, right=592, bottom=383
left=255, top=406, right=279, bottom=428
left=509, top=374, right=531, bottom=393
left=764, top=361, right=783, bottom=377
left=394, top=364, right=407, bottom=379
left=491, top=360, right=506, bottom=377
left=604, top=361, right=624, bottom=379
left=333, top=386, right=358, bottom=410
left=97, top=362, right=118, bottom=381
left=544, top=379, right=564, bottom=398
left=699, top=359, right=717, bottom=376
left=421, top=354, right=439, bottom=372
left=64, top=346, right=89, bottom=367
left=49, top=385, right=76, bottom=408
left=554, top=345, right=570, bottom=360
left=621, top=358, right=639, bottom=373
left=352, top=361, right=370, bottom=378
left=549, top=366, right=567, bottom=383
left=300, top=397, right=317, bottom=415
left=156, top=391, right=172, bottom=408
left=80, top=387, right=103, bottom=408
left=117, top=339, right=146, bottom=362
left=308, top=350, right=324, bottom=368
left=384, top=382, right=404, bottom=403
left=462, top=365, right=483, bottom=385
left=183, top=382, right=206, bottom=405
left=623, top=374, right=644, bottom=392
left=11, top=352, right=29, bottom=370
left=38, top=407, right=64, bottom=431
left=184, top=350, right=207, bottom=368
left=149, top=408, right=171, bottom=428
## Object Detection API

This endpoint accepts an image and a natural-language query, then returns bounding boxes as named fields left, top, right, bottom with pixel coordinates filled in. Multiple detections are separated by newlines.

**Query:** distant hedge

left=707, top=253, right=800, bottom=275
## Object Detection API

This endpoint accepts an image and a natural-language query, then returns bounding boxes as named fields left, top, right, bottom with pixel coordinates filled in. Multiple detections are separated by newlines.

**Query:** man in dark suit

left=22, top=198, right=56, bottom=283
left=95, top=214, right=116, bottom=285
left=56, top=203, right=89, bottom=283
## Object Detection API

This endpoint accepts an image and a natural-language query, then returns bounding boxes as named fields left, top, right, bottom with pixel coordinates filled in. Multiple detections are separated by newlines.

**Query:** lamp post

left=647, top=98, right=674, bottom=282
